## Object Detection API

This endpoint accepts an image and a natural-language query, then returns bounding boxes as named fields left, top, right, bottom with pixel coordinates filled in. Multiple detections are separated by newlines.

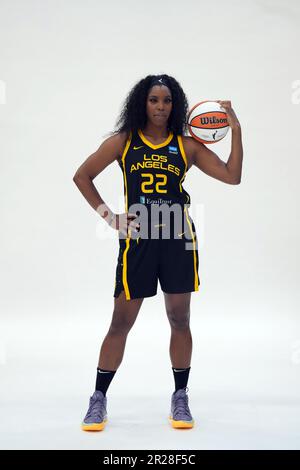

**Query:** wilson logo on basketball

left=200, top=116, right=227, bottom=125
left=191, top=112, right=228, bottom=129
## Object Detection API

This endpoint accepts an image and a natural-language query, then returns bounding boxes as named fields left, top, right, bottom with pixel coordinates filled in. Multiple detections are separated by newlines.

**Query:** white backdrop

left=1, top=0, right=300, bottom=450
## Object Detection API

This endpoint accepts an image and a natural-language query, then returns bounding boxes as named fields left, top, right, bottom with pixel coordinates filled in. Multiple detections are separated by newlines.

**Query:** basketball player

left=73, top=74, right=243, bottom=431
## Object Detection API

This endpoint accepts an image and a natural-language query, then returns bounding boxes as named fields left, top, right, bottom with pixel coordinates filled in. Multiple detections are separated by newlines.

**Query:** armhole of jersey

left=121, top=131, right=132, bottom=213
left=121, top=131, right=132, bottom=165
left=177, top=135, right=188, bottom=171
left=177, top=135, right=188, bottom=194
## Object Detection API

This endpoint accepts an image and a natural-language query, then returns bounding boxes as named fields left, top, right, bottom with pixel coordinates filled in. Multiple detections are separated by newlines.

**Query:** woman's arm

left=73, top=132, right=126, bottom=224
left=191, top=100, right=243, bottom=185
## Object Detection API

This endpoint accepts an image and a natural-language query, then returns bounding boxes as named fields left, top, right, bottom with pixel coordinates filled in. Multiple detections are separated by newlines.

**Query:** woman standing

left=73, top=74, right=243, bottom=431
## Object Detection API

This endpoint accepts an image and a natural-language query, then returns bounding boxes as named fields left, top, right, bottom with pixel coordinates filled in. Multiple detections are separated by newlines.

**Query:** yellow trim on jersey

left=122, top=230, right=131, bottom=300
left=121, top=132, right=133, bottom=300
left=184, top=207, right=199, bottom=291
left=121, top=131, right=132, bottom=212
left=138, top=129, right=173, bottom=149
left=177, top=135, right=187, bottom=168
left=177, top=135, right=188, bottom=194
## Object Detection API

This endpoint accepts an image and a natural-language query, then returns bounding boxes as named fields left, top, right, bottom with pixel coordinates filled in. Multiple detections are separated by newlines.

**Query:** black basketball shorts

left=113, top=219, right=200, bottom=300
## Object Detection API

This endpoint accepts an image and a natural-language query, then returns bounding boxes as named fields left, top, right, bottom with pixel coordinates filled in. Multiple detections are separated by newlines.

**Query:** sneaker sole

left=169, top=416, right=194, bottom=429
left=81, top=419, right=108, bottom=432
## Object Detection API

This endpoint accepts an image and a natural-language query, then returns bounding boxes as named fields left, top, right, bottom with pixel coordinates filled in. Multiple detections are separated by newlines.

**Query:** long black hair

left=107, top=74, right=189, bottom=138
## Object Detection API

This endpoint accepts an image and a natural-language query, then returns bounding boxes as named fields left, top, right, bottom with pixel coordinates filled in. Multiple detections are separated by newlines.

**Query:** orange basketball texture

left=188, top=100, right=229, bottom=144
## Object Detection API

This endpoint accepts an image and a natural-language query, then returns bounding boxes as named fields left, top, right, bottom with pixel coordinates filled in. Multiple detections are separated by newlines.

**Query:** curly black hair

left=107, top=74, right=189, bottom=138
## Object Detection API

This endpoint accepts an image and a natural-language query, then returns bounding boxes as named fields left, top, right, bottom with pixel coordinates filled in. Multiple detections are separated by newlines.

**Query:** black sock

left=172, top=366, right=191, bottom=392
left=95, top=368, right=116, bottom=396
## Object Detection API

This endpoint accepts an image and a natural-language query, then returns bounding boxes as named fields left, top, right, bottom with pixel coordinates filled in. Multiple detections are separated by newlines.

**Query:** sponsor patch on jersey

left=168, top=145, right=178, bottom=154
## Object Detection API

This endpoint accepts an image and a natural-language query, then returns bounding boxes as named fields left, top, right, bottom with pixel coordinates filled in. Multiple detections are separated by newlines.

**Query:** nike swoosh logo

left=133, top=145, right=144, bottom=150
left=178, top=232, right=185, bottom=237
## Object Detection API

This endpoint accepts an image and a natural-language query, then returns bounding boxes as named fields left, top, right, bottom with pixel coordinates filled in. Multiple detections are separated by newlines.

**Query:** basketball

left=187, top=100, right=229, bottom=144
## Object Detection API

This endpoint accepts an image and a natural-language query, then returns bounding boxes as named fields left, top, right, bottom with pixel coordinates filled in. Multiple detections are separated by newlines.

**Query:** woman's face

left=146, top=85, right=172, bottom=127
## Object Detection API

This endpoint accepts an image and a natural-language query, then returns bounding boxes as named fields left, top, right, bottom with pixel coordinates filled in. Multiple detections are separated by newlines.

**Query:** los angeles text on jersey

left=129, top=153, right=181, bottom=177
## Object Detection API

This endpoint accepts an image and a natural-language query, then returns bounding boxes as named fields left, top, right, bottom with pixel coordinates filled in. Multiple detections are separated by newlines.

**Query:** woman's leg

left=164, top=292, right=195, bottom=428
left=81, top=291, right=144, bottom=431
left=164, top=292, right=192, bottom=368
left=98, top=290, right=144, bottom=370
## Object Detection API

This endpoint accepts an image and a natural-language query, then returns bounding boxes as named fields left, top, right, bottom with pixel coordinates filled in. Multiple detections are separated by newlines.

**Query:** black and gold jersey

left=118, top=128, right=191, bottom=211
left=113, top=128, right=200, bottom=297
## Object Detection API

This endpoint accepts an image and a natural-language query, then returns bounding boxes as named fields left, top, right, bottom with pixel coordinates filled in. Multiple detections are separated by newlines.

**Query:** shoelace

left=85, top=396, right=105, bottom=420
left=173, top=387, right=191, bottom=417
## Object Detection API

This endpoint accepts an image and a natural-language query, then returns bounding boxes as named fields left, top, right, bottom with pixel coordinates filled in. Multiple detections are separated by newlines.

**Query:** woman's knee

left=108, top=309, right=135, bottom=335
left=166, top=305, right=190, bottom=330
